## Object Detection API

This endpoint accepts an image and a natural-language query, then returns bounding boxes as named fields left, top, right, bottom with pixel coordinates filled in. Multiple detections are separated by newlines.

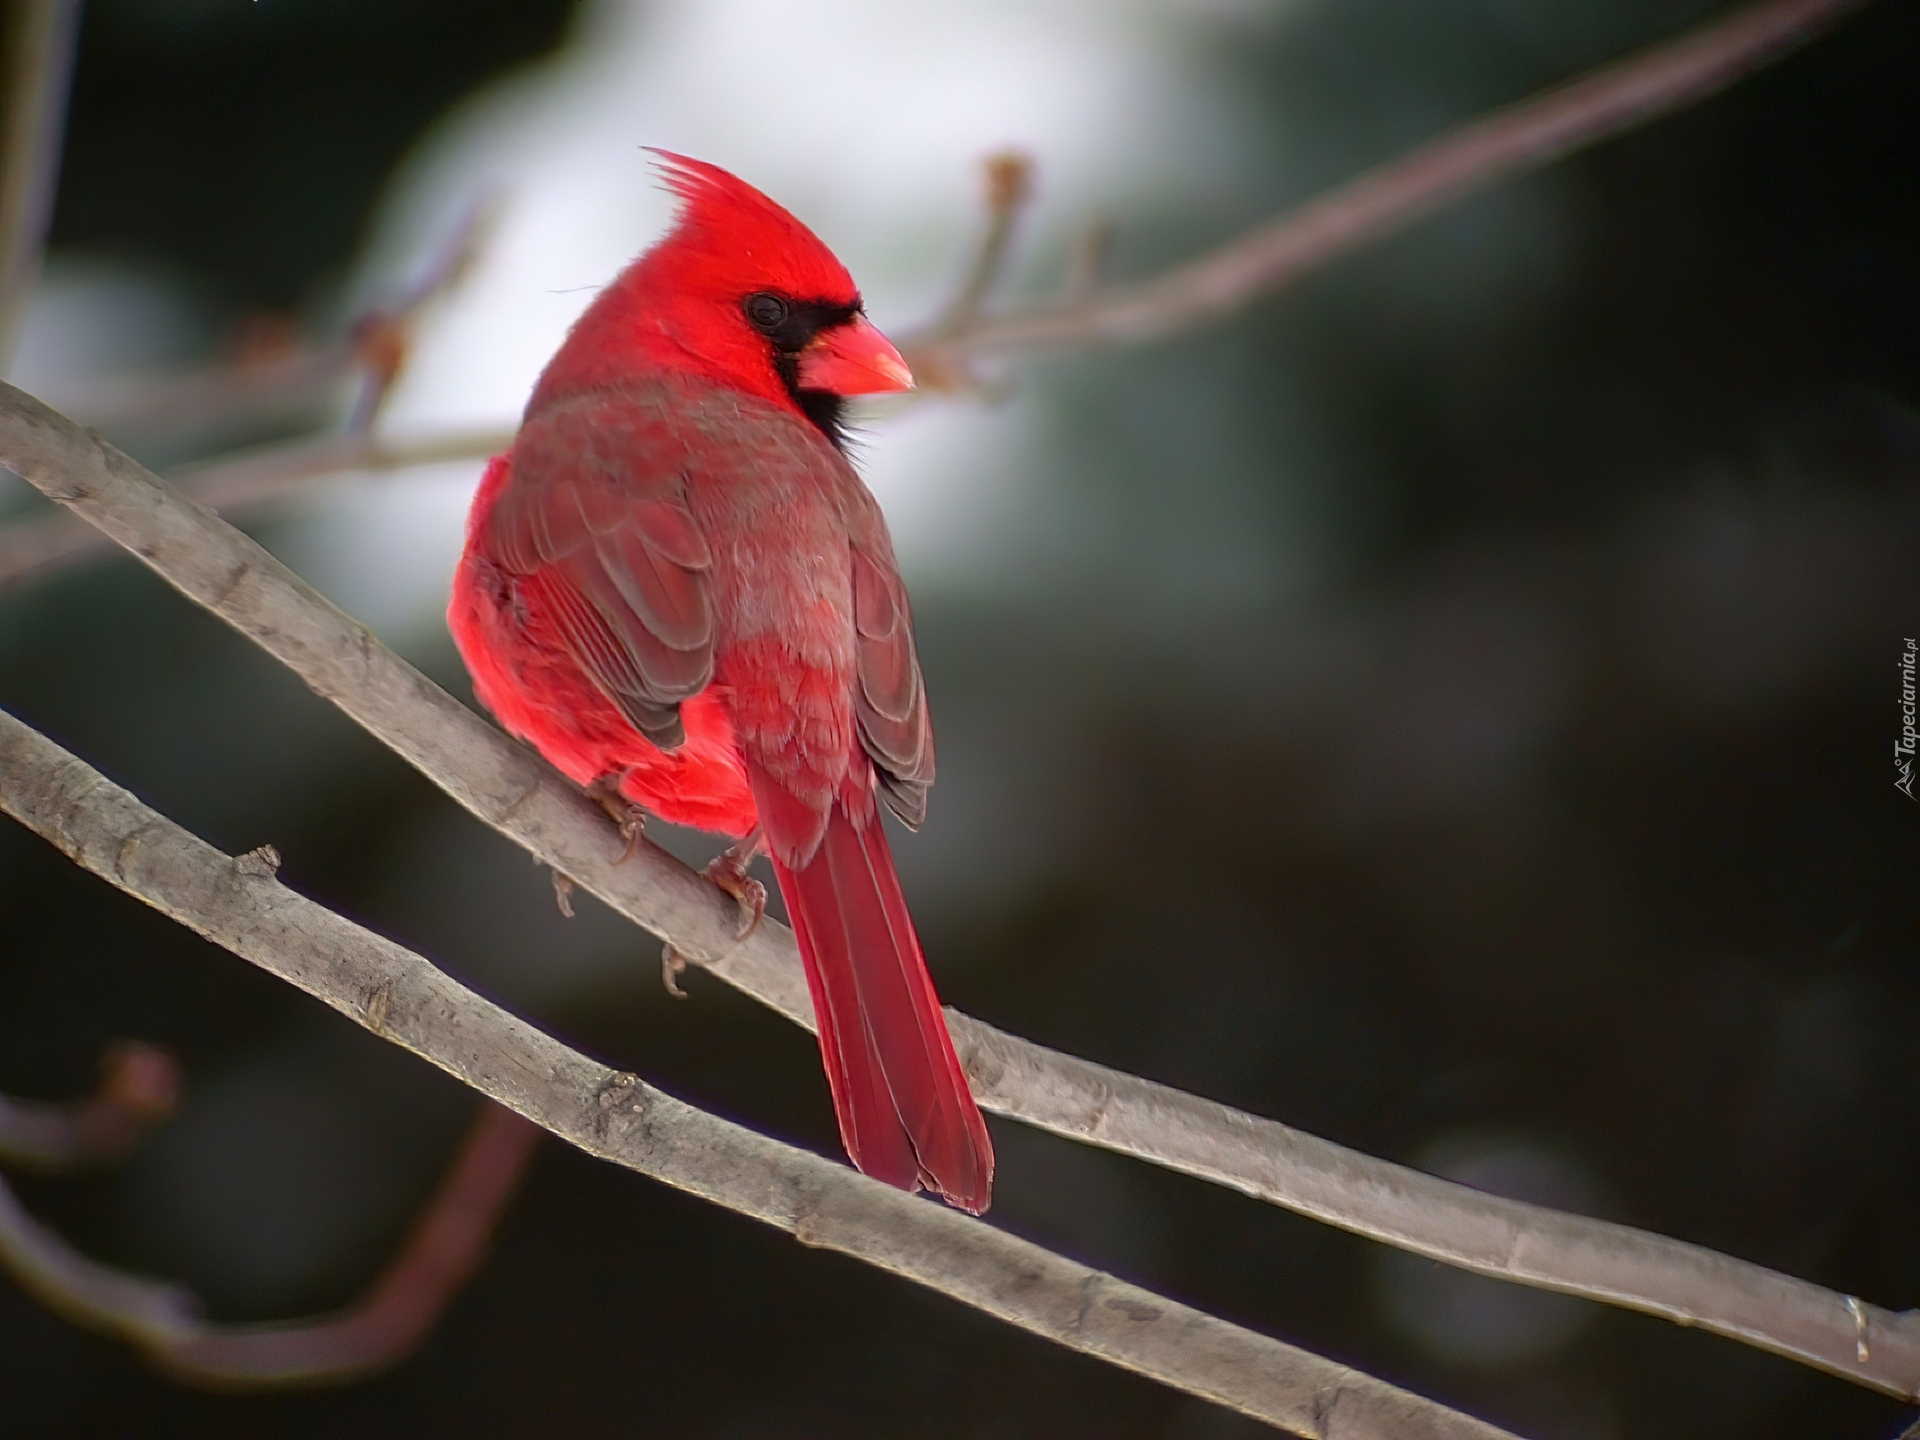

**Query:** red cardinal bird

left=448, top=154, right=993, bottom=1213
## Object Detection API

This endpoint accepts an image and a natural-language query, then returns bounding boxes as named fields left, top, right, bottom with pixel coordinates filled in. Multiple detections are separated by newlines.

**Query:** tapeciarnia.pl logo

left=1899, top=638, right=1917, bottom=801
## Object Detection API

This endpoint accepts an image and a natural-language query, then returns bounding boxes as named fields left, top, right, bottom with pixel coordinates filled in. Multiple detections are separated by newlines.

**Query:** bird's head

left=532, top=152, right=913, bottom=449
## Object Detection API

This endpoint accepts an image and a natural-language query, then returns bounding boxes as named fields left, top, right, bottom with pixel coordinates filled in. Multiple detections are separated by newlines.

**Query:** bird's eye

left=744, top=292, right=790, bottom=333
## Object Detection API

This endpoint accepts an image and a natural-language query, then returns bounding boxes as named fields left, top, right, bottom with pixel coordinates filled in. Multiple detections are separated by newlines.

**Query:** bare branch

left=343, top=197, right=498, bottom=434
left=51, top=199, right=497, bottom=442
left=0, top=706, right=1518, bottom=1439
left=911, top=150, right=1038, bottom=393
left=0, top=1042, right=179, bottom=1170
left=0, top=1163, right=201, bottom=1347
left=0, top=1086, right=541, bottom=1387
left=53, top=339, right=360, bottom=440
left=0, top=424, right=512, bottom=589
left=0, top=199, right=504, bottom=590
left=1064, top=217, right=1116, bottom=307
left=0, top=0, right=1864, bottom=580
left=899, top=0, right=1872, bottom=383
left=4, top=384, right=1918, bottom=1401
left=0, top=0, right=82, bottom=366
left=941, top=152, right=1035, bottom=329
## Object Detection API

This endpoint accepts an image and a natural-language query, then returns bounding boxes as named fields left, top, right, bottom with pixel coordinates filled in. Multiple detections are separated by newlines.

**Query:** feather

left=758, top=763, right=992, bottom=1214
left=448, top=154, right=986, bottom=1210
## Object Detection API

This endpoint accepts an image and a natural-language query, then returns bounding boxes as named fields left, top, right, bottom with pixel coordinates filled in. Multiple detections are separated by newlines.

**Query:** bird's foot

left=551, top=869, right=576, bottom=918
left=659, top=943, right=690, bottom=1000
left=655, top=838, right=762, bottom=999
left=588, top=782, right=647, bottom=862
left=705, top=835, right=766, bottom=941
left=615, top=812, right=646, bottom=862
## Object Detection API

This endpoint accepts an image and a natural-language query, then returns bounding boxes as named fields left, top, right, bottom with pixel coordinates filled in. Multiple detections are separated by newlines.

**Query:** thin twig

left=0, top=706, right=1518, bottom=1439
left=0, top=0, right=1864, bottom=576
left=4, top=382, right=1919, bottom=1401
left=0, top=1042, right=179, bottom=1170
left=343, top=197, right=498, bottom=434
left=0, top=1089, right=542, bottom=1387
left=50, top=339, right=360, bottom=438
left=0, top=0, right=83, bottom=367
left=1064, top=217, right=1116, bottom=307
left=0, top=424, right=512, bottom=589
left=910, top=149, right=1036, bottom=394
left=932, top=151, right=1034, bottom=335
left=899, top=0, right=1872, bottom=384
left=52, top=198, right=498, bottom=441
left=0, top=199, right=504, bottom=591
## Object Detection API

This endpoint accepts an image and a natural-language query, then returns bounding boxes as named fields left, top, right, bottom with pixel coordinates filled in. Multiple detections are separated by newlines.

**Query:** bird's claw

left=616, top=812, right=646, bottom=862
left=551, top=869, right=576, bottom=918
left=590, top=787, right=647, bottom=862
left=705, top=843, right=766, bottom=941
left=655, top=845, right=760, bottom=999
left=660, top=943, right=689, bottom=1000
left=652, top=835, right=760, bottom=1000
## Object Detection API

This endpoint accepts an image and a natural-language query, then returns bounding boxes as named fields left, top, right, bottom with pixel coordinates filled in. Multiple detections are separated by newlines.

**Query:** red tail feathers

left=770, top=802, right=994, bottom=1213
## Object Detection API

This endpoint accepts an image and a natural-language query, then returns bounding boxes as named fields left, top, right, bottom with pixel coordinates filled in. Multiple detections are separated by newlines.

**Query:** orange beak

left=796, top=316, right=915, bottom=396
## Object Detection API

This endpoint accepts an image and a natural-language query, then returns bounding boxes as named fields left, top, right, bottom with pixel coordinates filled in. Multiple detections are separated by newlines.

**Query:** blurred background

left=2, top=0, right=1918, bottom=1436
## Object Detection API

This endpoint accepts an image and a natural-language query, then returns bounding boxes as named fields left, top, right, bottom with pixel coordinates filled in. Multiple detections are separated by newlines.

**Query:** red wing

left=849, top=539, right=933, bottom=827
left=486, top=404, right=714, bottom=750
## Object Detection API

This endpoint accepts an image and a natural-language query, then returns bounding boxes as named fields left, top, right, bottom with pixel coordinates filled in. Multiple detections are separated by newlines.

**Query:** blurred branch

left=911, top=150, right=1035, bottom=394
left=0, top=424, right=511, bottom=589
left=925, top=152, right=1033, bottom=341
left=0, top=707, right=1516, bottom=1440
left=55, top=197, right=495, bottom=441
left=0, top=0, right=82, bottom=368
left=0, top=197, right=502, bottom=590
left=0, top=1088, right=541, bottom=1387
left=0, top=1042, right=177, bottom=1170
left=4, top=382, right=1919, bottom=1402
left=0, top=0, right=1863, bottom=582
left=899, top=0, right=1872, bottom=388
left=1063, top=216, right=1116, bottom=307
left=56, top=338, right=358, bottom=440
left=341, top=198, right=496, bottom=435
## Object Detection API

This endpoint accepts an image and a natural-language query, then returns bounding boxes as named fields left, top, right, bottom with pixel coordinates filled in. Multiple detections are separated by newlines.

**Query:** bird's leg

left=656, top=833, right=765, bottom=999
left=587, top=778, right=647, bottom=861
left=705, top=829, right=766, bottom=940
